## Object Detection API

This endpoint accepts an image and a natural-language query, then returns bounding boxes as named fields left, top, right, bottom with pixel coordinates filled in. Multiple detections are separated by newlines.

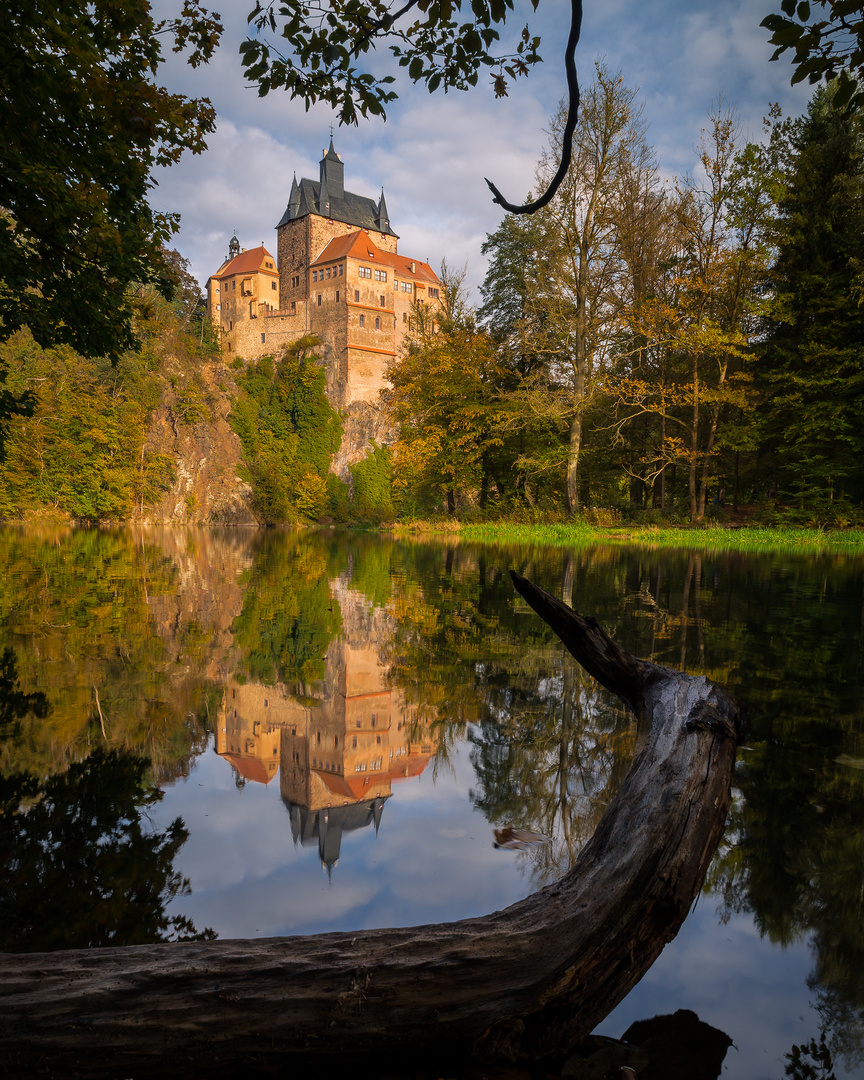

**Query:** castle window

left=290, top=301, right=296, bottom=313
left=335, top=291, right=339, bottom=302
left=229, top=320, right=233, bottom=330
left=393, top=279, right=398, bottom=289
left=429, top=287, right=440, bottom=299
left=401, top=281, right=413, bottom=293
left=352, top=736, right=357, bottom=748
left=375, top=317, right=380, bottom=330
left=227, top=342, right=232, bottom=352
left=358, top=266, right=372, bottom=278
left=403, top=312, right=408, bottom=322
left=312, top=270, right=318, bottom=282
left=354, top=289, right=360, bottom=302
left=380, top=295, right=385, bottom=307
left=317, top=294, right=322, bottom=306
left=271, top=281, right=277, bottom=290
left=260, top=333, right=265, bottom=344
left=374, top=269, right=387, bottom=281
left=232, top=280, right=236, bottom=289
left=338, top=264, right=343, bottom=276
left=359, top=314, right=365, bottom=327
left=326, top=267, right=331, bottom=279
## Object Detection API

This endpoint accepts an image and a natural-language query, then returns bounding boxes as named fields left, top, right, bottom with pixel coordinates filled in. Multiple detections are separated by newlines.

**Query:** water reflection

left=216, top=577, right=439, bottom=873
left=1, top=526, right=863, bottom=1075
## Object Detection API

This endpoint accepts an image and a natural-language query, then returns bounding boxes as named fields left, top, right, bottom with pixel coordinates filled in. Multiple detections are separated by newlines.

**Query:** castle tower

left=207, top=139, right=442, bottom=443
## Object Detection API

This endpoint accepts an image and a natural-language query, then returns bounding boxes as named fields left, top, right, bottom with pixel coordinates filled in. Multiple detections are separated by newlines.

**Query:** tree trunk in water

left=0, top=575, right=743, bottom=1079
left=446, top=488, right=456, bottom=516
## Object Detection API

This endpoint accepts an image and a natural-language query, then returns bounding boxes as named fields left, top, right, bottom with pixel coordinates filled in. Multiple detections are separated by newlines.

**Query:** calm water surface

left=1, top=526, right=862, bottom=1078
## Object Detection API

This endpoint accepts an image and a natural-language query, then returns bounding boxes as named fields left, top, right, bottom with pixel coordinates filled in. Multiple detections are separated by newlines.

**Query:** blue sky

left=152, top=0, right=815, bottom=298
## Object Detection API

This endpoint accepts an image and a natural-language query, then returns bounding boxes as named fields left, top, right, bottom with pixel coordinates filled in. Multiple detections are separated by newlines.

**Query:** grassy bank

left=456, top=522, right=864, bottom=554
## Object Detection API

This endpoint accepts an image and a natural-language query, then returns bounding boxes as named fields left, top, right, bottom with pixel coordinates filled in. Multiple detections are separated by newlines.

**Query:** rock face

left=135, top=350, right=392, bottom=522
left=330, top=399, right=395, bottom=480
left=137, top=356, right=261, bottom=525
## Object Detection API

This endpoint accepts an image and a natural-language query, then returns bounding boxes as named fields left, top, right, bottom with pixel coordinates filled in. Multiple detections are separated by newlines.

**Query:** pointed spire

left=318, top=169, right=330, bottom=216
left=228, top=230, right=240, bottom=260
left=288, top=173, right=300, bottom=216
left=372, top=797, right=385, bottom=834
left=319, top=137, right=344, bottom=202
left=376, top=189, right=390, bottom=233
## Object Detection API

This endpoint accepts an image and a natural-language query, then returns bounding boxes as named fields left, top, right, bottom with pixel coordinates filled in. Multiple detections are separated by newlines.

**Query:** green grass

left=459, top=522, right=864, bottom=553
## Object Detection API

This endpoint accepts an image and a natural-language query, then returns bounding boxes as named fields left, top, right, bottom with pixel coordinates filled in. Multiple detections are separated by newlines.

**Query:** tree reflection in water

left=0, top=747, right=215, bottom=952
left=1, top=528, right=863, bottom=1075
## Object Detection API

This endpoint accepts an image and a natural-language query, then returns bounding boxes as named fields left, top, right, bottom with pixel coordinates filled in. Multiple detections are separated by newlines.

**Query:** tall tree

left=613, top=106, right=773, bottom=521
left=525, top=66, right=648, bottom=513
left=385, top=267, right=508, bottom=515
left=756, top=86, right=864, bottom=512
left=0, top=0, right=221, bottom=359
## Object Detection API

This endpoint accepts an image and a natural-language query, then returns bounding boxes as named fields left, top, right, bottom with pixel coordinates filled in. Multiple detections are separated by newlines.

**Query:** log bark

left=0, top=573, right=743, bottom=1078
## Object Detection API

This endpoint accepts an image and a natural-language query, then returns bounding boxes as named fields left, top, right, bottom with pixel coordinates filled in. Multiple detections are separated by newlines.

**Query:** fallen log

left=0, top=572, right=743, bottom=1078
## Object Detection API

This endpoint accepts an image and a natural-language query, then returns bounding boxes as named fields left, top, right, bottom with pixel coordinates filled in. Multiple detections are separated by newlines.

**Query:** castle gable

left=211, top=245, right=277, bottom=280
left=312, top=232, right=439, bottom=289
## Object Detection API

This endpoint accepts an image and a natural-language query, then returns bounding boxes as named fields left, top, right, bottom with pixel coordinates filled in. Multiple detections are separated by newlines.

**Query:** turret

left=376, top=189, right=390, bottom=234
left=320, top=137, right=345, bottom=202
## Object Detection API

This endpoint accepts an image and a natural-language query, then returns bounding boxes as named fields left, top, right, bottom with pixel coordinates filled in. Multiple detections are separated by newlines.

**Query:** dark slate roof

left=276, top=177, right=398, bottom=237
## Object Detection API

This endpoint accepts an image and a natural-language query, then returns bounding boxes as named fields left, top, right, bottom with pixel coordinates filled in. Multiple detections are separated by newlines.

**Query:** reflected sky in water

left=151, top=734, right=534, bottom=938
left=1, top=526, right=863, bottom=1078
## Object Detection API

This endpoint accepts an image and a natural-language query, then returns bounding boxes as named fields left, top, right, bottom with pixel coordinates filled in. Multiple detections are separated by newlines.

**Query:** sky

left=151, top=0, right=816, bottom=300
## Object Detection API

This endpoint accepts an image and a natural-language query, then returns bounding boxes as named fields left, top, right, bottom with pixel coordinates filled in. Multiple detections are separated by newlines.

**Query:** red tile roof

left=211, top=246, right=278, bottom=280
left=313, top=232, right=439, bottom=285
left=221, top=753, right=276, bottom=785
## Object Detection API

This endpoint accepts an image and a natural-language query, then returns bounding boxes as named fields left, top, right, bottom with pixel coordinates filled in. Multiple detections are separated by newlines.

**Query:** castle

left=207, top=140, right=441, bottom=415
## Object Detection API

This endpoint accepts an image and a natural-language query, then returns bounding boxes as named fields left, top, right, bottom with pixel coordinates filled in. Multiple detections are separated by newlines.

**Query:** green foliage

left=386, top=270, right=524, bottom=516
left=231, top=531, right=346, bottom=687
left=0, top=529, right=215, bottom=780
left=0, top=0, right=220, bottom=359
left=0, top=749, right=215, bottom=951
left=763, top=0, right=864, bottom=112
left=756, top=87, right=864, bottom=513
left=242, top=0, right=542, bottom=125
left=349, top=444, right=395, bottom=525
left=0, top=331, right=174, bottom=520
left=230, top=338, right=343, bottom=524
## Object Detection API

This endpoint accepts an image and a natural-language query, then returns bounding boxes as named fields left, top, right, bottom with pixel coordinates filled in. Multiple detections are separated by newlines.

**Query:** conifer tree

left=757, top=86, right=864, bottom=513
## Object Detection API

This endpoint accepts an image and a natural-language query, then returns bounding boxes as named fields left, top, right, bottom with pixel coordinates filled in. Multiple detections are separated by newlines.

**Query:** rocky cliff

left=137, top=356, right=261, bottom=525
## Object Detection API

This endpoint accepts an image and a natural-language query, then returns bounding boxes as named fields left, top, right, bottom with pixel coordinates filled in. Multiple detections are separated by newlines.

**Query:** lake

left=1, top=525, right=862, bottom=1078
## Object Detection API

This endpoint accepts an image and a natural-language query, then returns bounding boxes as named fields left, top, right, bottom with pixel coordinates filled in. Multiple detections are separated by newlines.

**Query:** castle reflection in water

left=214, top=579, right=436, bottom=874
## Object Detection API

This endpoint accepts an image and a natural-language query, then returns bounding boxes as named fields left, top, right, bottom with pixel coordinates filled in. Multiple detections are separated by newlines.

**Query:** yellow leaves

left=293, top=471, right=328, bottom=519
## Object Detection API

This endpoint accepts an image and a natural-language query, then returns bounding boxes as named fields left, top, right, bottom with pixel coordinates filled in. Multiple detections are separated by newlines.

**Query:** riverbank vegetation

left=0, top=252, right=217, bottom=521
left=385, top=74, right=864, bottom=530
left=456, top=522, right=864, bottom=554
left=2, top=80, right=863, bottom=538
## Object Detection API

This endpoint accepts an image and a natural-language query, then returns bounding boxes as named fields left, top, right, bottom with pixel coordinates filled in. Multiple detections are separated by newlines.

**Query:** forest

left=1, top=75, right=862, bottom=529
left=387, top=71, right=864, bottom=526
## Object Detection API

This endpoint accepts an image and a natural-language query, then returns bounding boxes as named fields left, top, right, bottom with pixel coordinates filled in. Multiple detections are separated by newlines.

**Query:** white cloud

left=152, top=0, right=816, bottom=301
